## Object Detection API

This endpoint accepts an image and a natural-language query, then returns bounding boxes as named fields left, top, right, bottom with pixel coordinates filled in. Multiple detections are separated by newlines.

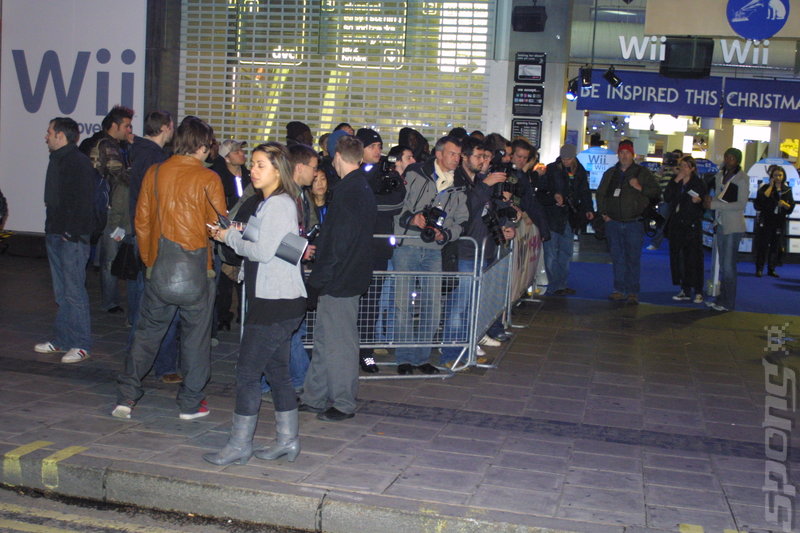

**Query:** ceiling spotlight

left=566, top=77, right=579, bottom=101
left=603, top=66, right=622, bottom=88
left=579, top=66, right=592, bottom=87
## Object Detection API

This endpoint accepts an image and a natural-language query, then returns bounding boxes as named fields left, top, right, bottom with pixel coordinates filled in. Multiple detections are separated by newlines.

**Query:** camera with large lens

left=377, top=155, right=403, bottom=194
left=487, top=150, right=521, bottom=199
left=482, top=209, right=506, bottom=246
left=419, top=205, right=447, bottom=243
left=495, top=204, right=518, bottom=223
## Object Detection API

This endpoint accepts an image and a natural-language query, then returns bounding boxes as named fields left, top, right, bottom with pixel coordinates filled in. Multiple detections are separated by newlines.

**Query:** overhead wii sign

left=0, top=0, right=146, bottom=234
left=320, top=0, right=407, bottom=70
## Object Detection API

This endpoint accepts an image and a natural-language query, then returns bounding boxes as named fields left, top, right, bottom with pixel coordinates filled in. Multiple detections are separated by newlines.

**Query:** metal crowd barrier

left=300, top=234, right=515, bottom=380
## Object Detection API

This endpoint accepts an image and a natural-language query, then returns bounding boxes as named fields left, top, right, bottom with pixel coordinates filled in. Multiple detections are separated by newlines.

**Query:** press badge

left=613, top=188, right=621, bottom=197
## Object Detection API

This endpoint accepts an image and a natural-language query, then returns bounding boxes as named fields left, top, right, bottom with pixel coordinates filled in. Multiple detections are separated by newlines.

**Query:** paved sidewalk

left=0, top=252, right=798, bottom=532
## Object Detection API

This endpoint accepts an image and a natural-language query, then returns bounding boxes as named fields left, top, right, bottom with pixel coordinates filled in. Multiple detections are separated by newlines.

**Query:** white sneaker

left=672, top=290, right=690, bottom=301
left=34, top=342, right=62, bottom=354
left=693, top=294, right=704, bottom=304
left=646, top=244, right=658, bottom=250
left=709, top=303, right=729, bottom=312
left=111, top=405, right=132, bottom=419
left=479, top=335, right=501, bottom=347
left=475, top=345, right=486, bottom=356
left=61, top=348, right=89, bottom=363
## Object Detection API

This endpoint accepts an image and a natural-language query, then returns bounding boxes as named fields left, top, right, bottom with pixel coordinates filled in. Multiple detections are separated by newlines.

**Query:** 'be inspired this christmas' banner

left=576, top=69, right=800, bottom=123
left=576, top=70, right=723, bottom=117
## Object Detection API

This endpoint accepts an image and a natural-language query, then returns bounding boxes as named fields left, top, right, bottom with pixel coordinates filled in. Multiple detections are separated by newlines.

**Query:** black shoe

left=359, top=354, right=380, bottom=373
left=768, top=270, right=780, bottom=278
left=490, top=332, right=512, bottom=343
left=298, top=403, right=325, bottom=413
left=107, top=306, right=124, bottom=315
left=756, top=270, right=763, bottom=277
left=317, top=407, right=354, bottom=422
left=415, top=363, right=440, bottom=375
left=217, top=319, right=231, bottom=331
left=397, top=363, right=414, bottom=375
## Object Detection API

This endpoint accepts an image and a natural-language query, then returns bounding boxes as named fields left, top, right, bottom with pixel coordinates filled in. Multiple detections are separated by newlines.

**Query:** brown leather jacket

left=136, top=155, right=226, bottom=270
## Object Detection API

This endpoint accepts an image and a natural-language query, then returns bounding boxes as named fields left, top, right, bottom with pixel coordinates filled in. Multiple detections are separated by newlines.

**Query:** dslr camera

left=482, top=209, right=506, bottom=246
left=377, top=155, right=403, bottom=194
left=420, top=205, right=447, bottom=243
left=487, top=150, right=522, bottom=199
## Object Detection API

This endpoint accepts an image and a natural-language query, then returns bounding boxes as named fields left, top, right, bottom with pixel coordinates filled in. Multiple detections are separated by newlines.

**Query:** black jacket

left=363, top=160, right=406, bottom=265
left=663, top=174, right=707, bottom=232
left=307, top=168, right=377, bottom=297
left=514, top=169, right=551, bottom=240
left=211, top=156, right=251, bottom=210
left=754, top=182, right=795, bottom=230
left=457, top=167, right=514, bottom=262
left=540, top=158, right=592, bottom=234
left=44, top=144, right=95, bottom=236
left=128, top=136, right=169, bottom=228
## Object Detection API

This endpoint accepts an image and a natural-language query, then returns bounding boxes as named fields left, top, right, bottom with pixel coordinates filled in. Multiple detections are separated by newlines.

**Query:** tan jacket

left=136, top=155, right=226, bottom=270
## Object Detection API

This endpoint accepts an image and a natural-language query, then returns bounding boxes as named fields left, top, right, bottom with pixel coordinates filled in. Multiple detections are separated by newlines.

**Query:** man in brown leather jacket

left=113, top=116, right=226, bottom=420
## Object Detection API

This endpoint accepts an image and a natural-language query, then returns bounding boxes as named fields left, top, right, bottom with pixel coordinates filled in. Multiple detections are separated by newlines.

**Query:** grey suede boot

left=203, top=413, right=257, bottom=465
left=254, top=409, right=300, bottom=462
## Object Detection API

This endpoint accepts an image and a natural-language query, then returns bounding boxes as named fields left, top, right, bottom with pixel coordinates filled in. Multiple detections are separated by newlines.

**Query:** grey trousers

left=301, top=294, right=360, bottom=414
left=116, top=276, right=214, bottom=414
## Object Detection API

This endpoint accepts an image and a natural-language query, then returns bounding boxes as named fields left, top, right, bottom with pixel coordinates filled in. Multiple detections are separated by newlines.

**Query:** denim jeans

left=45, top=234, right=92, bottom=350
left=441, top=259, right=475, bottom=364
left=543, top=225, right=574, bottom=293
left=392, top=245, right=442, bottom=366
left=236, top=316, right=303, bottom=415
left=716, top=232, right=742, bottom=309
left=375, top=260, right=395, bottom=342
left=605, top=219, right=645, bottom=295
left=99, top=230, right=122, bottom=311
left=262, top=318, right=309, bottom=393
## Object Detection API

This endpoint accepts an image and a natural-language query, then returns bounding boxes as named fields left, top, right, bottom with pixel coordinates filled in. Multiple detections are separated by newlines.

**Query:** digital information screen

left=514, top=52, right=546, bottom=83
left=512, top=85, right=544, bottom=117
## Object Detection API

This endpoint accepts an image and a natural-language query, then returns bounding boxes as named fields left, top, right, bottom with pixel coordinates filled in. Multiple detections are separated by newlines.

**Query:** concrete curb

left=0, top=441, right=666, bottom=533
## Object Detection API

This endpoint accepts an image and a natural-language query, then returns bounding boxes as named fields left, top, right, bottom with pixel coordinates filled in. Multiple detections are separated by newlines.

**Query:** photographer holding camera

left=393, top=135, right=468, bottom=375
left=440, top=138, right=515, bottom=367
left=539, top=144, right=593, bottom=296
left=354, top=128, right=407, bottom=373
left=596, top=140, right=660, bottom=304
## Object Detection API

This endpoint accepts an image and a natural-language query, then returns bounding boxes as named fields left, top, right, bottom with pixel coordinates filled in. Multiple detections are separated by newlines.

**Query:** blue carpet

left=567, top=245, right=800, bottom=316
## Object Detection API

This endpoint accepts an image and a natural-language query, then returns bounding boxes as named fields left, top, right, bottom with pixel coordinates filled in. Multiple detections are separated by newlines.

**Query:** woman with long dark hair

left=754, top=165, right=795, bottom=278
left=665, top=156, right=707, bottom=304
left=204, top=142, right=306, bottom=465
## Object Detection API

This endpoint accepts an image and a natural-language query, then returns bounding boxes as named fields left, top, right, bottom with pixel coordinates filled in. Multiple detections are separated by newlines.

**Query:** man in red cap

left=596, top=140, right=660, bottom=304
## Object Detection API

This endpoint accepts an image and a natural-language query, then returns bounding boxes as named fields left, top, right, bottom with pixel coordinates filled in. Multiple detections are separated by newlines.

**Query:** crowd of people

left=35, top=106, right=795, bottom=465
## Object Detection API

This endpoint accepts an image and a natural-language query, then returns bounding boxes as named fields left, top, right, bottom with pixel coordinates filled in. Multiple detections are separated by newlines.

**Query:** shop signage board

left=575, top=70, right=723, bottom=117
left=512, top=85, right=544, bottom=117
left=511, top=119, right=542, bottom=149
left=723, top=78, right=800, bottom=122
left=514, top=52, right=546, bottom=84
left=0, top=0, right=146, bottom=233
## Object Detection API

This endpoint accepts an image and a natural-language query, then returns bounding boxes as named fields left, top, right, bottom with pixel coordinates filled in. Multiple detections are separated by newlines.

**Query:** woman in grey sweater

left=204, top=142, right=307, bottom=465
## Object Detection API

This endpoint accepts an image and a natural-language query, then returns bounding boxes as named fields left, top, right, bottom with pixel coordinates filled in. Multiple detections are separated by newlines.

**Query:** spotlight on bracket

left=566, top=77, right=579, bottom=101
left=603, top=66, right=622, bottom=88
left=579, top=66, right=592, bottom=87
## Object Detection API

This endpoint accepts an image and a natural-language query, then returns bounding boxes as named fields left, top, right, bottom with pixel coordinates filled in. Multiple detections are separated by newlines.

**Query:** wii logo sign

left=11, top=48, right=136, bottom=115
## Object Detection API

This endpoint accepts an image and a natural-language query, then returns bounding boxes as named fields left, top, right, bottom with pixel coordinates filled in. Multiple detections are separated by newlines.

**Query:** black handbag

left=147, top=164, right=209, bottom=305
left=110, top=241, right=141, bottom=280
